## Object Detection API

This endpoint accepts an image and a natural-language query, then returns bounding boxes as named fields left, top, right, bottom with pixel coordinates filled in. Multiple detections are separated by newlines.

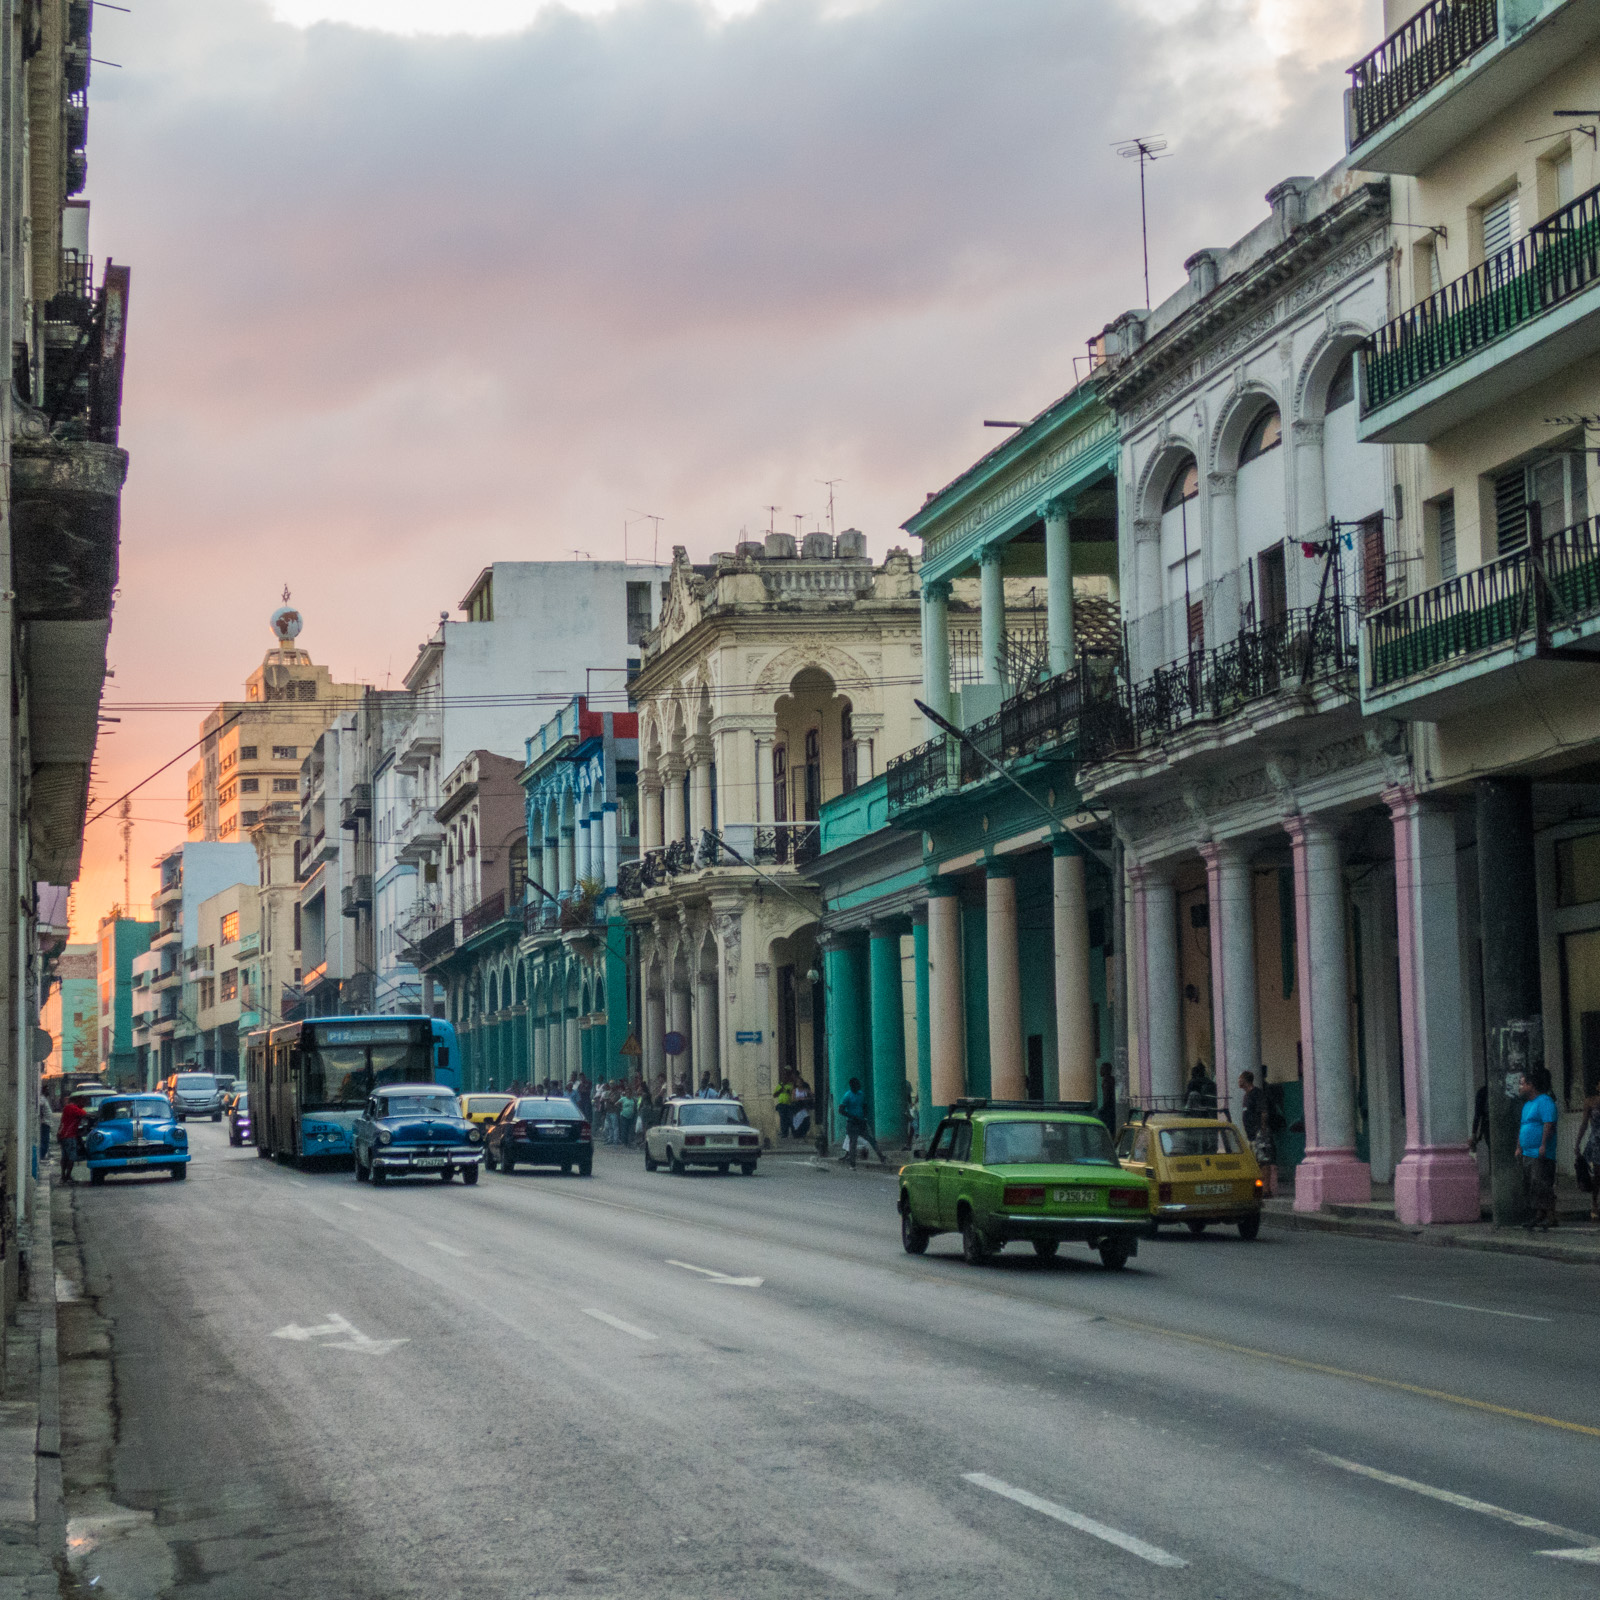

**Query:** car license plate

left=410, top=1157, right=446, bottom=1167
left=1053, top=1187, right=1097, bottom=1204
left=1195, top=1182, right=1231, bottom=1196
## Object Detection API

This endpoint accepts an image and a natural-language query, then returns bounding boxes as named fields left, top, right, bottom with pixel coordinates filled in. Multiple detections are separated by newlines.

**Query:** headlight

left=467, top=1128, right=482, bottom=1144
left=86, top=1131, right=105, bottom=1148
left=377, top=1129, right=392, bottom=1145
left=174, top=1130, right=187, bottom=1143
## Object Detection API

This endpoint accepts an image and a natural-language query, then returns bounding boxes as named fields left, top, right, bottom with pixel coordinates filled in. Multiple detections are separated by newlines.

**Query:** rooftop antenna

left=1113, top=135, right=1169, bottom=310
left=816, top=479, right=843, bottom=539
left=793, top=513, right=805, bottom=542
left=765, top=505, right=781, bottom=538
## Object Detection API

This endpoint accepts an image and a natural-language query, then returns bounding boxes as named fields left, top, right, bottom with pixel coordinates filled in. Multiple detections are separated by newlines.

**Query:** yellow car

left=1116, top=1110, right=1264, bottom=1239
left=459, top=1093, right=514, bottom=1130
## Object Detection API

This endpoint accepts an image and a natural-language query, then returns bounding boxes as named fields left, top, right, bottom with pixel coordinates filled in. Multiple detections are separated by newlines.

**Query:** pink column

left=1385, top=785, right=1479, bottom=1224
left=1284, top=814, right=1371, bottom=1211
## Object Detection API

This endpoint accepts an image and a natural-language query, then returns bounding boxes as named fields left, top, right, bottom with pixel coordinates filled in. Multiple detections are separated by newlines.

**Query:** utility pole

left=120, top=797, right=133, bottom=911
left=1114, top=135, right=1168, bottom=310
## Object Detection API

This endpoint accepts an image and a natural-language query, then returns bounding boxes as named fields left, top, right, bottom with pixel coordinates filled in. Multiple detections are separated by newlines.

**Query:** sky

left=71, top=0, right=1383, bottom=938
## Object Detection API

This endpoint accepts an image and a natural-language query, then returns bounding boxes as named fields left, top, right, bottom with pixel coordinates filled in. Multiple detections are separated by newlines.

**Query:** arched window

left=1162, top=457, right=1200, bottom=511
left=488, top=973, right=498, bottom=1013
left=1239, top=406, right=1282, bottom=466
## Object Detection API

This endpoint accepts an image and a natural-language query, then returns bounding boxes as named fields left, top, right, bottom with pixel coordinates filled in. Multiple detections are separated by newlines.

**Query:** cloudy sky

left=74, top=0, right=1381, bottom=934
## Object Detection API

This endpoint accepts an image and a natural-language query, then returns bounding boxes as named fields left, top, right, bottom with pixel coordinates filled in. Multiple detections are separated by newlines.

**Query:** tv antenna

left=765, top=505, right=781, bottom=538
left=625, top=510, right=665, bottom=565
left=1114, top=135, right=1169, bottom=310
left=816, top=479, right=843, bottom=539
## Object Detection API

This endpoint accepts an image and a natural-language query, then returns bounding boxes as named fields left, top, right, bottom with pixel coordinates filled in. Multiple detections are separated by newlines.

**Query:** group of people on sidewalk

left=495, top=1069, right=746, bottom=1149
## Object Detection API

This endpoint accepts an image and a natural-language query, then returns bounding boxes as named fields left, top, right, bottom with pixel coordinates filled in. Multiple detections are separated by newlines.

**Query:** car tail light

left=578, top=1121, right=591, bottom=1139
left=512, top=1120, right=531, bottom=1136
left=1254, top=1178, right=1264, bottom=1192
left=739, top=1135, right=759, bottom=1147
left=1003, top=1185, right=1046, bottom=1206
left=685, top=1135, right=706, bottom=1147
left=1158, top=1183, right=1173, bottom=1203
left=1108, top=1188, right=1146, bottom=1209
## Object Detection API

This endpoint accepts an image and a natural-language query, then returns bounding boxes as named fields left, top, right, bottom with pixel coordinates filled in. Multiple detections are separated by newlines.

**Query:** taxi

left=1115, top=1107, right=1263, bottom=1238
left=897, top=1100, right=1153, bottom=1270
left=459, top=1093, right=514, bottom=1130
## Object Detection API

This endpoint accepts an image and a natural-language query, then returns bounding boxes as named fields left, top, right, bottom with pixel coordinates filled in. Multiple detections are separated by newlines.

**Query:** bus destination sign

left=318, top=1024, right=417, bottom=1047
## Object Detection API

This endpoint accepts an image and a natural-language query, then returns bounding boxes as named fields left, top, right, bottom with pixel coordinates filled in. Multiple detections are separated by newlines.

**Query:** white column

left=980, top=548, right=1005, bottom=686
left=1285, top=814, right=1371, bottom=1211
left=695, top=969, right=719, bottom=1090
left=753, top=735, right=770, bottom=827
left=566, top=1006, right=581, bottom=1084
left=854, top=737, right=874, bottom=784
left=640, top=775, right=664, bottom=852
left=663, top=759, right=686, bottom=846
left=576, top=817, right=592, bottom=886
left=1200, top=839, right=1258, bottom=1106
left=927, top=884, right=965, bottom=1106
left=1132, top=521, right=1163, bottom=675
left=669, top=978, right=693, bottom=1089
left=921, top=579, right=952, bottom=731
left=601, top=802, right=620, bottom=889
left=532, top=996, right=548, bottom=1082
left=689, top=739, right=713, bottom=846
left=1043, top=496, right=1074, bottom=678
left=986, top=862, right=1025, bottom=1099
left=558, top=826, right=574, bottom=896
left=1133, top=864, right=1182, bottom=1102
left=645, top=971, right=665, bottom=1083
left=1293, top=417, right=1327, bottom=541
left=1053, top=838, right=1095, bottom=1102
left=754, top=960, right=773, bottom=1102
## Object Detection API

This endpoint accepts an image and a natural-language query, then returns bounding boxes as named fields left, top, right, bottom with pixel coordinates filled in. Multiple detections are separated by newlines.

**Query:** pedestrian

left=773, top=1071, right=794, bottom=1139
left=837, top=1077, right=886, bottom=1169
left=1576, top=1088, right=1600, bottom=1223
left=696, top=1074, right=718, bottom=1099
left=38, top=1089, right=52, bottom=1158
left=619, top=1084, right=638, bottom=1147
left=718, top=1078, right=736, bottom=1099
left=790, top=1077, right=812, bottom=1140
left=1518, top=1067, right=1560, bottom=1231
left=905, top=1083, right=919, bottom=1148
left=1098, top=1061, right=1116, bottom=1132
left=57, top=1094, right=90, bottom=1183
left=1184, top=1062, right=1216, bottom=1114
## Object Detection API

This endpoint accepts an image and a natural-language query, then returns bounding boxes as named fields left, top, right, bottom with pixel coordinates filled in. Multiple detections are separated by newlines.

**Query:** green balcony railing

left=1363, top=181, right=1600, bottom=412
left=1365, top=516, right=1600, bottom=691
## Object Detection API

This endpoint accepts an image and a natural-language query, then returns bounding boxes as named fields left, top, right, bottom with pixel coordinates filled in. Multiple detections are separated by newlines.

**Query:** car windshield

left=465, top=1096, right=511, bottom=1115
left=175, top=1074, right=216, bottom=1093
left=678, top=1103, right=748, bottom=1127
left=379, top=1094, right=457, bottom=1119
left=982, top=1119, right=1116, bottom=1166
left=99, top=1097, right=169, bottom=1122
left=516, top=1099, right=580, bottom=1120
left=1159, top=1126, right=1243, bottom=1156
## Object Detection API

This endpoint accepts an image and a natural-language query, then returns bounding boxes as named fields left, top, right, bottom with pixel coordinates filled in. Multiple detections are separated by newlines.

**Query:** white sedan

left=645, top=1098, right=762, bottom=1175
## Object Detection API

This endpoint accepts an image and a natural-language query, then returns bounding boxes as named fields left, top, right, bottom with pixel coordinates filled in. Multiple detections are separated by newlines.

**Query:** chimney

left=801, top=532, right=834, bottom=560
left=1183, top=248, right=1224, bottom=298
left=835, top=528, right=868, bottom=559
left=1266, top=176, right=1316, bottom=236
left=764, top=531, right=797, bottom=560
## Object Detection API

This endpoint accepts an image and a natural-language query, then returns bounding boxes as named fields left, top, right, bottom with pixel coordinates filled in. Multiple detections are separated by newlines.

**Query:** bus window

left=435, top=1046, right=449, bottom=1071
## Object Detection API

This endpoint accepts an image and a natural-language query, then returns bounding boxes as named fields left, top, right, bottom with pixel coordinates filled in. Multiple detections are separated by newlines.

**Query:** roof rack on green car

left=949, top=1098, right=1096, bottom=1115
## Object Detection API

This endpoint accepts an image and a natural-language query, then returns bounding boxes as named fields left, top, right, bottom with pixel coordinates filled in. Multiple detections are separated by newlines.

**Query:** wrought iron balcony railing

left=1364, top=180, right=1600, bottom=413
left=1346, top=0, right=1497, bottom=148
left=1365, top=514, right=1600, bottom=691
left=413, top=919, right=457, bottom=967
left=461, top=889, right=508, bottom=940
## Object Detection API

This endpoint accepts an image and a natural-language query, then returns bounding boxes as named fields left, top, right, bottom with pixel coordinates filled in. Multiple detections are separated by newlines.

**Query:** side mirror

left=911, top=1141, right=928, bottom=1160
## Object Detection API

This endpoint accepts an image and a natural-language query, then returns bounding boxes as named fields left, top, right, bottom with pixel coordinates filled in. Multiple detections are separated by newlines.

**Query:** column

left=754, top=961, right=773, bottom=1113
left=1388, top=786, right=1479, bottom=1223
left=753, top=736, right=770, bottom=826
left=927, top=881, right=966, bottom=1108
left=920, top=578, right=952, bottom=732
left=854, top=737, right=874, bottom=785
left=1052, top=836, right=1095, bottom=1103
left=1199, top=839, right=1258, bottom=1107
left=532, top=995, right=548, bottom=1083
left=566, top=1003, right=581, bottom=1086
left=1043, top=497, right=1075, bottom=678
left=869, top=922, right=908, bottom=1146
left=1284, top=814, right=1371, bottom=1211
left=695, top=967, right=719, bottom=1090
left=1292, top=418, right=1327, bottom=541
left=912, top=904, right=934, bottom=1139
left=1131, top=863, right=1182, bottom=1102
left=576, top=817, right=592, bottom=886
left=689, top=738, right=713, bottom=848
left=669, top=975, right=693, bottom=1089
left=640, top=774, right=664, bottom=852
left=985, top=860, right=1026, bottom=1099
left=824, top=934, right=869, bottom=1141
left=663, top=758, right=687, bottom=846
left=980, top=548, right=1005, bottom=686
left=644, top=975, right=665, bottom=1085
left=558, top=826, right=575, bottom=896
left=601, top=801, right=620, bottom=889
left=548, top=993, right=565, bottom=1085
left=1131, top=522, right=1162, bottom=677
left=527, top=824, right=545, bottom=901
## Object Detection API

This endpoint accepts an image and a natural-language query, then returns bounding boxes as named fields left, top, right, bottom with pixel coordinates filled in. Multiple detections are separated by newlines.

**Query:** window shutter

left=1482, top=190, right=1519, bottom=259
left=1438, top=497, right=1457, bottom=581
left=1494, top=468, right=1529, bottom=556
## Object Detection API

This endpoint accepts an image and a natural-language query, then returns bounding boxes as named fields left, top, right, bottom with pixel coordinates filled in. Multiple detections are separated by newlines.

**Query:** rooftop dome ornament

left=270, top=585, right=303, bottom=647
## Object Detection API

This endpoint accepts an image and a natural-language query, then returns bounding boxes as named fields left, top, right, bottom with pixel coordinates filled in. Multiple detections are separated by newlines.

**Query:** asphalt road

left=69, top=1122, right=1600, bottom=1598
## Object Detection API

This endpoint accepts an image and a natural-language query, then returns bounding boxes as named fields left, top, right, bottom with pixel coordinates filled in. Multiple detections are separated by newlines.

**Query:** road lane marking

left=270, top=1311, right=407, bottom=1356
left=1395, top=1295, right=1551, bottom=1323
left=1307, top=1451, right=1600, bottom=1557
left=428, top=1241, right=468, bottom=1258
left=338, top=1202, right=361, bottom=1213
left=664, top=1259, right=763, bottom=1287
left=963, top=1473, right=1187, bottom=1569
left=582, top=1308, right=657, bottom=1341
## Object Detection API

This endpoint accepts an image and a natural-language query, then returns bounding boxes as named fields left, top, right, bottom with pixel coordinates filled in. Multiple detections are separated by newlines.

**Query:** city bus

left=245, top=1015, right=460, bottom=1164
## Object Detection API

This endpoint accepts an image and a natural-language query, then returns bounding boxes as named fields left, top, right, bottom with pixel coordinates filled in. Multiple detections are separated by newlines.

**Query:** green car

left=897, top=1100, right=1153, bottom=1270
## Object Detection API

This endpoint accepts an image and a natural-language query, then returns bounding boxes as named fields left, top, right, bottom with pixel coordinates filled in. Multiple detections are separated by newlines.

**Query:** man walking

left=57, top=1094, right=90, bottom=1184
left=836, top=1077, right=886, bottom=1169
left=1518, top=1068, right=1560, bottom=1231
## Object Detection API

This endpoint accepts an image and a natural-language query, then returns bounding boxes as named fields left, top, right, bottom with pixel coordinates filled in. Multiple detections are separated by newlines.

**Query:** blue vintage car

left=353, top=1082, right=483, bottom=1185
left=83, top=1094, right=190, bottom=1184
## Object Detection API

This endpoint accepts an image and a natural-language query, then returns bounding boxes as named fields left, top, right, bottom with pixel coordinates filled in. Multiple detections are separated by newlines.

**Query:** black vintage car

left=484, top=1096, right=593, bottom=1177
left=352, top=1083, right=483, bottom=1184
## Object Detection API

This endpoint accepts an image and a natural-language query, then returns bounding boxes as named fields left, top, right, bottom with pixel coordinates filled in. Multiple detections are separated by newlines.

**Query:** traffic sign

left=735, top=1030, right=762, bottom=1044
left=620, top=1033, right=642, bottom=1057
left=663, top=1031, right=686, bottom=1057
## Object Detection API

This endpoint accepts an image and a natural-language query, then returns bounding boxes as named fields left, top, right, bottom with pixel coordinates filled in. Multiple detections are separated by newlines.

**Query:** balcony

left=341, top=875, right=373, bottom=918
left=461, top=889, right=508, bottom=941
left=340, top=784, right=372, bottom=830
left=617, top=823, right=823, bottom=901
left=1344, top=0, right=1600, bottom=175
left=1361, top=182, right=1600, bottom=442
left=1362, top=514, right=1600, bottom=716
left=413, top=919, right=457, bottom=968
left=395, top=713, right=442, bottom=775
left=394, top=801, right=444, bottom=865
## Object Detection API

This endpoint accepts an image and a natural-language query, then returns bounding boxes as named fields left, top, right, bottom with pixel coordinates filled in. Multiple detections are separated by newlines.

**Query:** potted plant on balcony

left=559, top=876, right=606, bottom=932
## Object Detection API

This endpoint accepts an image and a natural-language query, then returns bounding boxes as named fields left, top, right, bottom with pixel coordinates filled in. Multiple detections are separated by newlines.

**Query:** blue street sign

left=735, top=1030, right=763, bottom=1044
left=663, top=1031, right=686, bottom=1057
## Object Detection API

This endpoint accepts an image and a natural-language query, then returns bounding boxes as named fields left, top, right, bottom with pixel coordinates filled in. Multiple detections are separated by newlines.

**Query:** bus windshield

left=300, top=1023, right=433, bottom=1111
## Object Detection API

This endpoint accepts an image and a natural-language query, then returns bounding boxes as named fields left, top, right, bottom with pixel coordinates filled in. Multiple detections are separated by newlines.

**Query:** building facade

left=41, top=945, right=97, bottom=1086
left=189, top=882, right=261, bottom=1078
left=96, top=913, right=154, bottom=1087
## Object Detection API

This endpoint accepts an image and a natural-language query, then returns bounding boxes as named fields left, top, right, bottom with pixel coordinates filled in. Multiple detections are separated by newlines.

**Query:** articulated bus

left=245, top=1015, right=460, bottom=1163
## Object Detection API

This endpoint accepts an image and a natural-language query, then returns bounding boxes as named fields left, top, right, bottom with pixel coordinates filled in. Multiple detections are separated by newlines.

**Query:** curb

left=1261, top=1205, right=1600, bottom=1266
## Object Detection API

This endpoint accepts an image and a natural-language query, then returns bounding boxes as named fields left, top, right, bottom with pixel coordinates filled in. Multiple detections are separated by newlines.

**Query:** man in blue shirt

left=837, top=1077, right=886, bottom=1169
left=1518, top=1068, right=1560, bottom=1232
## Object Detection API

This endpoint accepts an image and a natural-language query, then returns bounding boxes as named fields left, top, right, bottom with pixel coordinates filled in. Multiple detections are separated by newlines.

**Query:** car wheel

left=740, top=1162, right=757, bottom=1176
left=900, top=1204, right=930, bottom=1255
left=229, top=1134, right=240, bottom=1147
left=644, top=1147, right=659, bottom=1173
left=212, top=1111, right=222, bottom=1122
left=355, top=1151, right=369, bottom=1182
left=1238, top=1213, right=1261, bottom=1241
left=960, top=1211, right=989, bottom=1265
left=439, top=1167, right=454, bottom=1182
left=1033, top=1239, right=1059, bottom=1261
left=1099, top=1238, right=1131, bottom=1271
left=561, top=1162, right=572, bottom=1176
left=371, top=1164, right=387, bottom=1184
left=577, top=1158, right=592, bottom=1178
left=669, top=1146, right=685, bottom=1176
left=501, top=1151, right=515, bottom=1174
left=462, top=1166, right=479, bottom=1185
left=717, top=1165, right=729, bottom=1175
left=1186, top=1220, right=1207, bottom=1236
left=171, top=1165, right=187, bottom=1181
left=89, top=1170, right=106, bottom=1187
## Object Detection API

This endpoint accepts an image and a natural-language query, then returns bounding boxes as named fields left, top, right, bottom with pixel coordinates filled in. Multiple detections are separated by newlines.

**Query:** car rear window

left=465, top=1096, right=510, bottom=1115
left=679, top=1103, right=748, bottom=1127
left=514, top=1099, right=580, bottom=1120
left=1159, top=1126, right=1242, bottom=1156
left=982, top=1119, right=1116, bottom=1166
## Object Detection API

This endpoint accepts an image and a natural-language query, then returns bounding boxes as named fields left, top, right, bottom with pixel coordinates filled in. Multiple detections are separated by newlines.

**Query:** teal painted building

left=812, top=377, right=1121, bottom=1143
left=96, top=914, right=155, bottom=1088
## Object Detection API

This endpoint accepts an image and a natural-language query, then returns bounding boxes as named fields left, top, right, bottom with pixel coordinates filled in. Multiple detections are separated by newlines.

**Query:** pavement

left=28, top=1125, right=1600, bottom=1597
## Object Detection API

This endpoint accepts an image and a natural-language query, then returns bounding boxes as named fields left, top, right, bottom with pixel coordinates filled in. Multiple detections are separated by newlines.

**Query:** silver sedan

left=644, top=1098, right=761, bottom=1175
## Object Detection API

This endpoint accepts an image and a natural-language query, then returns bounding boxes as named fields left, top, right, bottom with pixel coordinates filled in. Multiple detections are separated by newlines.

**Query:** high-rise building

left=97, top=913, right=155, bottom=1088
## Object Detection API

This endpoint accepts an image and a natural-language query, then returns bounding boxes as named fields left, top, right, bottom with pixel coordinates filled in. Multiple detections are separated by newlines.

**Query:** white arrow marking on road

left=1394, top=1294, right=1551, bottom=1323
left=427, top=1240, right=468, bottom=1258
left=270, top=1312, right=408, bottom=1355
left=582, top=1308, right=657, bottom=1341
left=1308, top=1451, right=1600, bottom=1558
left=664, top=1259, right=763, bottom=1288
left=963, top=1473, right=1187, bottom=1569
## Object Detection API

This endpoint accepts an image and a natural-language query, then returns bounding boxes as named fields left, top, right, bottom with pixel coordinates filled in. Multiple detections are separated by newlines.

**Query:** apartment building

left=96, top=913, right=155, bottom=1087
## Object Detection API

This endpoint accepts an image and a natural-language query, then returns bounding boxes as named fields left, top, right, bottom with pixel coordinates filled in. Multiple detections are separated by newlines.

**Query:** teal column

left=869, top=922, right=907, bottom=1147
left=824, top=935, right=869, bottom=1145
left=912, top=905, right=934, bottom=1138
left=605, top=913, right=629, bottom=1082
